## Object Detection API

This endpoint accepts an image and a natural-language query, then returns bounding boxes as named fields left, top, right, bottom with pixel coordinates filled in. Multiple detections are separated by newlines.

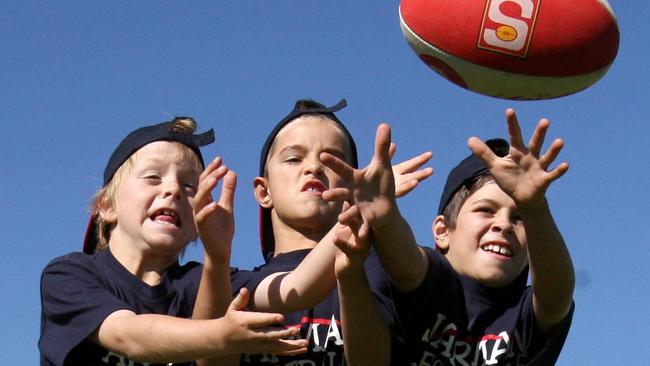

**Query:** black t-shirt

left=393, top=246, right=574, bottom=365
left=39, top=249, right=202, bottom=366
left=231, top=248, right=400, bottom=366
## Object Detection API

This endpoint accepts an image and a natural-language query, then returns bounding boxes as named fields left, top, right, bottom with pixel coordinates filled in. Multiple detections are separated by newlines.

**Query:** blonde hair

left=90, top=117, right=202, bottom=251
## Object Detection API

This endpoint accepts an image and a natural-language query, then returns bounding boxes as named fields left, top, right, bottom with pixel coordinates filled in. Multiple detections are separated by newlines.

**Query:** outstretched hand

left=222, top=288, right=308, bottom=356
left=390, top=145, right=433, bottom=198
left=193, top=156, right=237, bottom=261
left=320, top=123, right=397, bottom=237
left=468, top=108, right=569, bottom=210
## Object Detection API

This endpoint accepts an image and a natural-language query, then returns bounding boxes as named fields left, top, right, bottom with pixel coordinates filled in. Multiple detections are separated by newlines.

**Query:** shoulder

left=41, top=252, right=99, bottom=285
left=44, top=251, right=92, bottom=269
left=420, top=245, right=454, bottom=282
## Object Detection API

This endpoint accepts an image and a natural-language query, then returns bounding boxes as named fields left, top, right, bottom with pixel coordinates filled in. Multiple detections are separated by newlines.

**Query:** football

left=399, top=0, right=620, bottom=100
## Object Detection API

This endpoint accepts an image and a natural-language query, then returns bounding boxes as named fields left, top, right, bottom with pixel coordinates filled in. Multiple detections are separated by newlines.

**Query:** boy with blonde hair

left=39, top=117, right=307, bottom=366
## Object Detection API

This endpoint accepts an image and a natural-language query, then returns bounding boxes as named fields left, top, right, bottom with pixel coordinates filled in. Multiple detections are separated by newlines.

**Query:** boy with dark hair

left=231, top=98, right=432, bottom=365
left=328, top=109, right=574, bottom=364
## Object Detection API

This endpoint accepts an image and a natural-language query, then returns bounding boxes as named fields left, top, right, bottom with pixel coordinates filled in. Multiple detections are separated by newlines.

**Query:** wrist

left=202, top=254, right=231, bottom=272
left=337, top=267, right=368, bottom=286
left=517, top=197, right=550, bottom=217
left=372, top=207, right=404, bottom=235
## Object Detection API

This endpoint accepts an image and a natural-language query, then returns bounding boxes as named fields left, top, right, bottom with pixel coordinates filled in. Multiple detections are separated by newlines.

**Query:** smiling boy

left=324, top=109, right=575, bottom=364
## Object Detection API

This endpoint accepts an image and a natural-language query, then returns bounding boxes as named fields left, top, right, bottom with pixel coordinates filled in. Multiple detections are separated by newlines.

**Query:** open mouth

left=480, top=243, right=512, bottom=257
left=151, top=208, right=180, bottom=227
left=302, top=180, right=326, bottom=194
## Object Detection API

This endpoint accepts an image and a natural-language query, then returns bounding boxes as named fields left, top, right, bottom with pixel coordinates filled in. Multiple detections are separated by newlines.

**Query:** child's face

left=107, top=141, right=202, bottom=256
left=262, top=116, right=352, bottom=233
left=437, top=181, right=529, bottom=287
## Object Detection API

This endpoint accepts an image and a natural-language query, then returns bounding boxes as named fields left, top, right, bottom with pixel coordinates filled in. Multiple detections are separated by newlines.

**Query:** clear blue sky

left=2, top=1, right=647, bottom=363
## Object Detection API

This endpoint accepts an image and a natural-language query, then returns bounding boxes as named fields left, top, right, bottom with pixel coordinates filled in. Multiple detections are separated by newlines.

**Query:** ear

left=253, top=176, right=273, bottom=209
left=98, top=202, right=118, bottom=224
left=433, top=215, right=450, bottom=251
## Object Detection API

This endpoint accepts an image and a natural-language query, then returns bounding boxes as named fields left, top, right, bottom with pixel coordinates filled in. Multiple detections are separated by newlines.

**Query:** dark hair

left=258, top=98, right=358, bottom=262
left=442, top=173, right=495, bottom=231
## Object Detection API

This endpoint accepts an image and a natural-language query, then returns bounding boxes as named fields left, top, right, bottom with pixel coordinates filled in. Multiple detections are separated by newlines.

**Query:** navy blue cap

left=103, top=119, right=214, bottom=185
left=258, top=99, right=358, bottom=262
left=437, top=138, right=509, bottom=215
left=83, top=117, right=215, bottom=254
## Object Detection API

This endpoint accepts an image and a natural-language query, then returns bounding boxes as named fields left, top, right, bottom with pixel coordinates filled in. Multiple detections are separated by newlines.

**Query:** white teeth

left=482, top=244, right=512, bottom=257
left=160, top=210, right=176, bottom=217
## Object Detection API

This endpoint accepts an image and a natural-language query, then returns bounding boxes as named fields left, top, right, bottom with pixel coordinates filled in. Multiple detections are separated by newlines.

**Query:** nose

left=162, top=180, right=182, bottom=200
left=303, top=156, right=325, bottom=176
left=491, top=212, right=514, bottom=235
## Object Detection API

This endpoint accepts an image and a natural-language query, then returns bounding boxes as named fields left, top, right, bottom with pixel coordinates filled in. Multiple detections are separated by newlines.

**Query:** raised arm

left=320, top=124, right=429, bottom=293
left=335, top=203, right=390, bottom=366
left=193, top=156, right=236, bottom=321
left=249, top=145, right=434, bottom=312
left=191, top=156, right=238, bottom=366
left=468, top=108, right=574, bottom=333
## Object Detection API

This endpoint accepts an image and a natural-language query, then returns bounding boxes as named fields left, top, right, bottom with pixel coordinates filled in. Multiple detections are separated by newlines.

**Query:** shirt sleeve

left=38, top=254, right=135, bottom=366
left=230, top=267, right=269, bottom=297
left=518, top=289, right=575, bottom=365
left=392, top=246, right=449, bottom=313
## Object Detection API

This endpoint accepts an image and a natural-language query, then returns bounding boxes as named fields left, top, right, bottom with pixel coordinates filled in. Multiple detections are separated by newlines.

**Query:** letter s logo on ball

left=478, top=0, right=540, bottom=57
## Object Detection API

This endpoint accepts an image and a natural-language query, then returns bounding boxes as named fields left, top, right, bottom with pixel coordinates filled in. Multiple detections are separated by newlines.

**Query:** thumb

left=229, top=288, right=250, bottom=311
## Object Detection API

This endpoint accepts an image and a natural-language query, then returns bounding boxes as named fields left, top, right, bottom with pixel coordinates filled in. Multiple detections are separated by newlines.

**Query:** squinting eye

left=284, top=156, right=301, bottom=164
left=143, top=175, right=161, bottom=182
left=477, top=207, right=493, bottom=213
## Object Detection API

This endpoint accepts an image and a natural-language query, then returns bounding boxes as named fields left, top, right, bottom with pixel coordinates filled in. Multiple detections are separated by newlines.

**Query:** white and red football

left=399, top=0, right=620, bottom=100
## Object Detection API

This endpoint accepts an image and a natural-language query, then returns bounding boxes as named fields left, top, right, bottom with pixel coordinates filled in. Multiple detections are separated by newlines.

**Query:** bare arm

left=250, top=224, right=339, bottom=313
left=90, top=291, right=307, bottom=363
left=335, top=204, right=390, bottom=366
left=191, top=157, right=238, bottom=366
left=250, top=147, right=433, bottom=312
left=468, top=109, right=574, bottom=333
left=321, top=124, right=429, bottom=293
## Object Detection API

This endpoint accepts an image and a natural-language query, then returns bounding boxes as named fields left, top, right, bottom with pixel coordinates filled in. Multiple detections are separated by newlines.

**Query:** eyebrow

left=278, top=145, right=304, bottom=155
left=468, top=198, right=499, bottom=207
left=278, top=144, right=348, bottom=159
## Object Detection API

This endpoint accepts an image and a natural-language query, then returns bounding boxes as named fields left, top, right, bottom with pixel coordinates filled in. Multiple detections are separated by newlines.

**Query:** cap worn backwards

left=258, top=99, right=358, bottom=262
left=83, top=118, right=215, bottom=254
left=103, top=119, right=215, bottom=185
left=437, top=138, right=510, bottom=215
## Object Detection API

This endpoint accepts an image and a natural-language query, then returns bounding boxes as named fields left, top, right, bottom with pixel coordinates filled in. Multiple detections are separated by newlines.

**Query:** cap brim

left=82, top=214, right=99, bottom=254
left=259, top=207, right=275, bottom=262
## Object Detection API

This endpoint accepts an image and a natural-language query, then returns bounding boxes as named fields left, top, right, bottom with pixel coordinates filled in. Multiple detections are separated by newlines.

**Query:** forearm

left=194, top=256, right=238, bottom=366
left=95, top=311, right=237, bottom=363
left=252, top=226, right=339, bottom=313
left=193, top=255, right=232, bottom=319
left=522, top=199, right=575, bottom=331
left=372, top=211, right=427, bottom=293
left=337, top=271, right=390, bottom=366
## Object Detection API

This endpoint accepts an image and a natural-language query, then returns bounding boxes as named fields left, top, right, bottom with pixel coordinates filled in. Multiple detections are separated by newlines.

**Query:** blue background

left=2, top=1, right=647, bottom=363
